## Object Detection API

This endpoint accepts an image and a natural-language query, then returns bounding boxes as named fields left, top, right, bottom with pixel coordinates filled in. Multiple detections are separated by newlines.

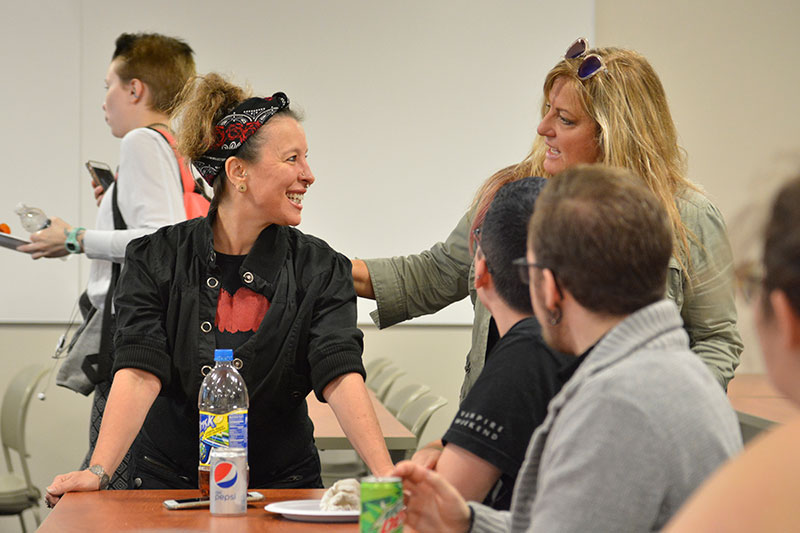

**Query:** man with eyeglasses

left=394, top=165, right=742, bottom=533
left=410, top=177, right=573, bottom=510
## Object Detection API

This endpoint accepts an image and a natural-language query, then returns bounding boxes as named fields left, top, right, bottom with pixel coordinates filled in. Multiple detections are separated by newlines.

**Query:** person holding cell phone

left=19, top=32, right=197, bottom=489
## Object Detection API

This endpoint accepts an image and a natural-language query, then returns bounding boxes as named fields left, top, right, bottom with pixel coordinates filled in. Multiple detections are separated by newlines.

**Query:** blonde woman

left=353, top=39, right=741, bottom=393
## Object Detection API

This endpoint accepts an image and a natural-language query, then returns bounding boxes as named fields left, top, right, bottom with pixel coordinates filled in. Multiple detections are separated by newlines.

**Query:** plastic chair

left=319, top=450, right=367, bottom=488
left=364, top=357, right=392, bottom=386
left=0, top=364, right=50, bottom=532
left=383, top=383, right=431, bottom=416
left=369, top=366, right=406, bottom=402
left=392, top=393, right=448, bottom=462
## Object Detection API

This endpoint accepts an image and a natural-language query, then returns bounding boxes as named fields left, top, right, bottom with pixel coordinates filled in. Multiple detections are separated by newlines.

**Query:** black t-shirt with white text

left=442, top=316, right=575, bottom=510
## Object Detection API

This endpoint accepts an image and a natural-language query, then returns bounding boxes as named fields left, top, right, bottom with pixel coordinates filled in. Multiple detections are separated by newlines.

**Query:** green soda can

left=359, top=476, right=404, bottom=533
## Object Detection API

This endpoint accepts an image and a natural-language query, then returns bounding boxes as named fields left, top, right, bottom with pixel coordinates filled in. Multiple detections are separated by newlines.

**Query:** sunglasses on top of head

left=564, top=37, right=606, bottom=81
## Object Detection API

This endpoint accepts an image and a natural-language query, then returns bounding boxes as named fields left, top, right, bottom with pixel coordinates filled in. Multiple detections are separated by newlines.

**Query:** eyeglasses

left=512, top=257, right=545, bottom=285
left=473, top=227, right=493, bottom=274
left=472, top=227, right=483, bottom=250
left=564, top=37, right=606, bottom=81
left=511, top=257, right=564, bottom=298
left=734, top=261, right=764, bottom=304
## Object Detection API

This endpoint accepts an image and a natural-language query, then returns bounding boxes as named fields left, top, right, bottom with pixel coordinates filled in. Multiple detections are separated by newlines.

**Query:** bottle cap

left=214, top=349, right=234, bottom=362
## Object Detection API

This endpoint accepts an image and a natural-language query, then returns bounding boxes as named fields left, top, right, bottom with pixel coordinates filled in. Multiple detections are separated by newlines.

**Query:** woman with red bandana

left=44, top=74, right=392, bottom=505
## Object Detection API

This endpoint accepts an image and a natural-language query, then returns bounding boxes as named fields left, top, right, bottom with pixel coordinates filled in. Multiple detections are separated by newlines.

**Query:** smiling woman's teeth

left=287, top=193, right=304, bottom=204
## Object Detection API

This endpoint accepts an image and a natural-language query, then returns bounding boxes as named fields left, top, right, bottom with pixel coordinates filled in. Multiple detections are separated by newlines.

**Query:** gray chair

left=319, top=449, right=367, bottom=488
left=0, top=364, right=50, bottom=532
left=364, top=357, right=392, bottom=386
left=369, top=366, right=406, bottom=402
left=392, top=393, right=448, bottom=462
left=383, top=383, right=431, bottom=416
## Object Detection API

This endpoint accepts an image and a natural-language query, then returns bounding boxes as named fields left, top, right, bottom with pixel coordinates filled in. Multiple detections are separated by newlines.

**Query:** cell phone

left=85, top=160, right=115, bottom=191
left=0, top=232, right=31, bottom=252
left=163, top=491, right=265, bottom=510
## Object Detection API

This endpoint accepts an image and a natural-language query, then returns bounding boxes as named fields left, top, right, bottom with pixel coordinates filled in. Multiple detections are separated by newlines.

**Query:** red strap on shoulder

left=148, top=125, right=210, bottom=219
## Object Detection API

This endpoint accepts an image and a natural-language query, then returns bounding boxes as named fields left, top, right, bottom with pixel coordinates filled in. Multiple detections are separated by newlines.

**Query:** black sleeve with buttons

left=111, top=215, right=365, bottom=489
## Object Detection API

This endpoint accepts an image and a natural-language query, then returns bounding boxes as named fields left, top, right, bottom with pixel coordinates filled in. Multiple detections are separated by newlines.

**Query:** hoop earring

left=548, top=306, right=562, bottom=326
left=238, top=183, right=247, bottom=193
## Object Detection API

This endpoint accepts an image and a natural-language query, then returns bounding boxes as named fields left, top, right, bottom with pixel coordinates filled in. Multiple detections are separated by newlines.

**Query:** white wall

left=4, top=0, right=592, bottom=324
left=1, top=1, right=83, bottom=323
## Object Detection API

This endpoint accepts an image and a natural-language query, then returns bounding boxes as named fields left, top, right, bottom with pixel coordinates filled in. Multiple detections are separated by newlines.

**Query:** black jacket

left=113, top=214, right=365, bottom=487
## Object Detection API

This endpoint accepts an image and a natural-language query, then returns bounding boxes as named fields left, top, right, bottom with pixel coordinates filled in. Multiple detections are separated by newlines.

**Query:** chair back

left=396, top=393, right=448, bottom=437
left=364, top=357, right=392, bottom=386
left=384, top=383, right=431, bottom=416
left=2, top=365, right=50, bottom=482
left=370, top=366, right=406, bottom=402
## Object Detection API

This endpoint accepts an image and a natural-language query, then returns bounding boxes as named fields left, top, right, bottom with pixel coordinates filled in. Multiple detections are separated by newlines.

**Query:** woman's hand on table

left=44, top=469, right=104, bottom=508
left=393, top=460, right=471, bottom=533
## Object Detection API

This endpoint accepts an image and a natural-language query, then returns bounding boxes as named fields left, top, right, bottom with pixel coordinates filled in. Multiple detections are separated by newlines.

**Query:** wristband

left=65, top=227, right=85, bottom=254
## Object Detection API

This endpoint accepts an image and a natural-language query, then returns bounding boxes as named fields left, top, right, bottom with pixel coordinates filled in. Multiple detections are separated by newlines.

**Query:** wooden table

left=308, top=391, right=417, bottom=451
left=39, top=489, right=355, bottom=532
left=727, top=373, right=800, bottom=443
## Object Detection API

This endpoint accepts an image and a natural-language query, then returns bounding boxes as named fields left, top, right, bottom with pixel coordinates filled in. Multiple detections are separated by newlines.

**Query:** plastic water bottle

left=198, top=349, right=249, bottom=497
left=14, top=203, right=51, bottom=232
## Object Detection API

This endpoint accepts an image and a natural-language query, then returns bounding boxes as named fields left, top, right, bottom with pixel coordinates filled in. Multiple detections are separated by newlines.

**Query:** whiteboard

left=1, top=0, right=594, bottom=324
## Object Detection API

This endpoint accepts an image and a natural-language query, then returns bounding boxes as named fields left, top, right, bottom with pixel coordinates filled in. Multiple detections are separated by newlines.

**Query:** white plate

left=265, top=499, right=359, bottom=523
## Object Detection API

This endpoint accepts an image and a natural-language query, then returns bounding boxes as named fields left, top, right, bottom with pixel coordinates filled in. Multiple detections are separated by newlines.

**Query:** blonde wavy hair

left=473, top=47, right=700, bottom=271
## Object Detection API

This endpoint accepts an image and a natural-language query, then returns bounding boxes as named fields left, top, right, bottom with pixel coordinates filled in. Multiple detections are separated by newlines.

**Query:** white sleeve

left=83, top=128, right=185, bottom=263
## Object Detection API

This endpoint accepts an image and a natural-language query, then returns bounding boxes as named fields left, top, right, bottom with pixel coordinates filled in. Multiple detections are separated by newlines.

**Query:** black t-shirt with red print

left=214, top=252, right=270, bottom=350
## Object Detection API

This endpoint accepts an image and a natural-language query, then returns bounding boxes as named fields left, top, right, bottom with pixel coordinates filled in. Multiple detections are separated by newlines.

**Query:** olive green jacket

left=363, top=189, right=741, bottom=398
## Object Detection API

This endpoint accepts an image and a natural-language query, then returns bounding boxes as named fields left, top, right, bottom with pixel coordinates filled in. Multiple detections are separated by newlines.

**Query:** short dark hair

left=763, top=175, right=800, bottom=315
left=481, top=177, right=548, bottom=313
left=528, top=164, right=672, bottom=315
left=112, top=32, right=196, bottom=114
